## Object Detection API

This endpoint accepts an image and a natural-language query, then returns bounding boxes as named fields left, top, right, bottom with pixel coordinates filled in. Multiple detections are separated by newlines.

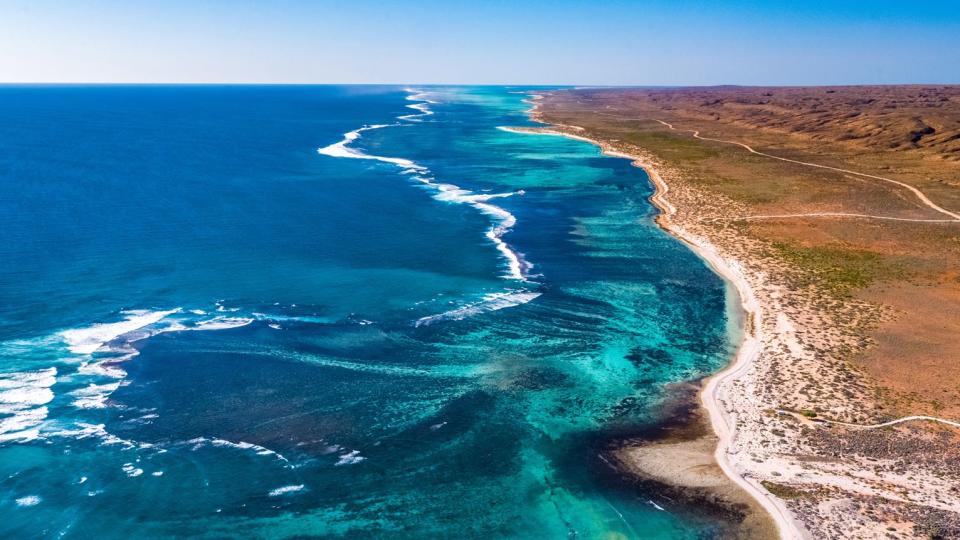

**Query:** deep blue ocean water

left=0, top=85, right=738, bottom=538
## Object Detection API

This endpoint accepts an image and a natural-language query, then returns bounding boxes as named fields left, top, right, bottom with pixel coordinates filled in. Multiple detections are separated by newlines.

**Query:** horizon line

left=2, top=82, right=959, bottom=88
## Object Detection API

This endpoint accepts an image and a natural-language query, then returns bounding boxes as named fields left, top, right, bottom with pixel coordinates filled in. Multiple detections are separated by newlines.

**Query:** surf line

left=317, top=89, right=541, bottom=324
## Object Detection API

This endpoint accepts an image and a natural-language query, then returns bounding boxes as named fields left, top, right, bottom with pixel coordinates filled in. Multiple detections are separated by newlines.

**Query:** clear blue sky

left=2, top=0, right=958, bottom=85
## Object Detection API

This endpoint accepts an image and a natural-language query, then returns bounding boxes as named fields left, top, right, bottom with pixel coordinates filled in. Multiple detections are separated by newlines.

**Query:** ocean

left=0, top=85, right=738, bottom=538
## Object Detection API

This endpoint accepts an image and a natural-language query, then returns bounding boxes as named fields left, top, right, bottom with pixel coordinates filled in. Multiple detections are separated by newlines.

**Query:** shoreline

left=500, top=124, right=804, bottom=538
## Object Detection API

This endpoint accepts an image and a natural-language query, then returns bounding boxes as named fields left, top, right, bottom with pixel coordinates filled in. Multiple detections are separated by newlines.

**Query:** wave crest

left=317, top=89, right=534, bottom=285
left=415, top=290, right=542, bottom=327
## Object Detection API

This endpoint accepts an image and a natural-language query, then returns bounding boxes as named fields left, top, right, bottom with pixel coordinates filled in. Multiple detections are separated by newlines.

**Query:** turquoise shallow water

left=0, top=85, right=737, bottom=538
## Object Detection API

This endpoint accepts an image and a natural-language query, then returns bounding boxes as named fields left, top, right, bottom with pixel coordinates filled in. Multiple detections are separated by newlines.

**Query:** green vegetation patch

left=620, top=131, right=721, bottom=161
left=771, top=242, right=906, bottom=298
left=760, top=480, right=807, bottom=499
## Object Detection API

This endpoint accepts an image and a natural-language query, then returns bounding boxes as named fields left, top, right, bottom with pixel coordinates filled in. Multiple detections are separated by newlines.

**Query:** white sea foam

left=0, top=335, right=63, bottom=357
left=398, top=102, right=433, bottom=121
left=191, top=317, right=254, bottom=332
left=318, top=124, right=427, bottom=173
left=268, top=484, right=304, bottom=497
left=397, top=89, right=436, bottom=120
left=317, top=89, right=534, bottom=287
left=0, top=367, right=57, bottom=442
left=335, top=449, right=366, bottom=466
left=407, top=102, right=433, bottom=115
left=2, top=307, right=262, bottom=438
left=121, top=463, right=144, bottom=477
left=77, top=359, right=127, bottom=379
left=415, top=291, right=542, bottom=327
left=0, top=368, right=56, bottom=403
left=404, top=89, right=437, bottom=104
left=0, top=407, right=46, bottom=442
left=214, top=301, right=240, bottom=313
left=70, top=381, right=122, bottom=409
left=420, top=183, right=530, bottom=281
left=15, top=495, right=41, bottom=507
left=44, top=422, right=143, bottom=448
left=185, top=437, right=289, bottom=464
left=60, top=309, right=182, bottom=355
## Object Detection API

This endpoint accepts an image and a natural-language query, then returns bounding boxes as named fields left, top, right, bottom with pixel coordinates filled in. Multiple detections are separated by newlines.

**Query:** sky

left=1, top=0, right=958, bottom=85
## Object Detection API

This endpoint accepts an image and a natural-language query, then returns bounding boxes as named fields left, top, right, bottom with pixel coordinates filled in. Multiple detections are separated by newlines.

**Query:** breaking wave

left=317, top=88, right=540, bottom=324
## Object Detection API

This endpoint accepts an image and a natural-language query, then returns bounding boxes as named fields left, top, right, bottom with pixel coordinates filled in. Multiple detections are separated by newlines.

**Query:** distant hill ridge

left=579, top=85, right=960, bottom=161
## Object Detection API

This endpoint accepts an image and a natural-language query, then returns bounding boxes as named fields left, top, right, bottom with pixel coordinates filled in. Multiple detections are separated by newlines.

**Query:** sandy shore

left=500, top=124, right=803, bottom=537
